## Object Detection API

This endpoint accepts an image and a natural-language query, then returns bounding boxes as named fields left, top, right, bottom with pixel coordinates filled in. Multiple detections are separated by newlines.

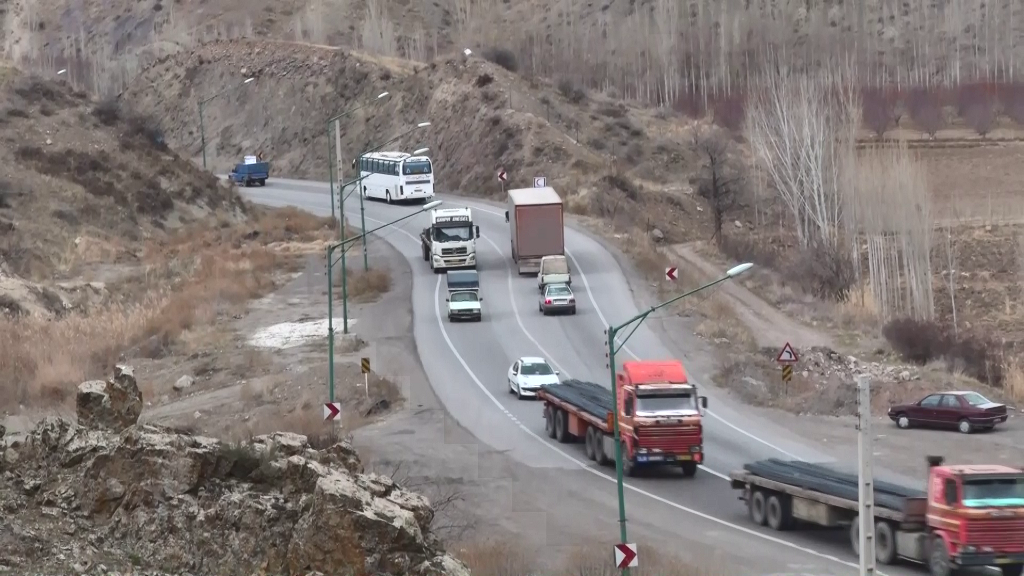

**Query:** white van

left=538, top=255, right=571, bottom=291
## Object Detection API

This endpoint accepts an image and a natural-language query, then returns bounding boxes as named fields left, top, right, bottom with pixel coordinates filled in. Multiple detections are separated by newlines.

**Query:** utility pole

left=856, top=374, right=876, bottom=576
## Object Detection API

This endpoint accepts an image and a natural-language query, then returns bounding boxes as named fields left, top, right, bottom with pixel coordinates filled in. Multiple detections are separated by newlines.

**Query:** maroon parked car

left=887, top=391, right=1009, bottom=434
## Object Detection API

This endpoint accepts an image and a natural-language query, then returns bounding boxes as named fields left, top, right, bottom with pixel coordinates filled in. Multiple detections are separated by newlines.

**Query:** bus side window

left=390, top=161, right=396, bottom=175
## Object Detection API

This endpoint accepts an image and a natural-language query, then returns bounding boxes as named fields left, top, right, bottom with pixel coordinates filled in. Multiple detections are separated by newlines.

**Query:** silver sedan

left=539, top=283, right=576, bottom=315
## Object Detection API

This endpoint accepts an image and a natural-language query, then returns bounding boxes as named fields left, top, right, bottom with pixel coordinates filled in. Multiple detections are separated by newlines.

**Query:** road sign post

left=533, top=176, right=546, bottom=188
left=665, top=267, right=678, bottom=281
left=614, top=543, right=638, bottom=569
left=777, top=343, right=798, bottom=395
left=361, top=357, right=371, bottom=398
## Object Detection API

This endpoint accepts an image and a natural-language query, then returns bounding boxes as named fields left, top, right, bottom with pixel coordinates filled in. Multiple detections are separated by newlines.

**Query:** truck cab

left=444, top=270, right=482, bottom=322
left=617, top=360, right=707, bottom=477
left=925, top=457, right=1024, bottom=575
left=229, top=155, right=270, bottom=187
left=421, top=207, right=480, bottom=271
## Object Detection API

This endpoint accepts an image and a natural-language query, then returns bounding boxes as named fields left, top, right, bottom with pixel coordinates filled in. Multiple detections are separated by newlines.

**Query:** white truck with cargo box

left=445, top=270, right=482, bottom=322
left=504, top=187, right=565, bottom=275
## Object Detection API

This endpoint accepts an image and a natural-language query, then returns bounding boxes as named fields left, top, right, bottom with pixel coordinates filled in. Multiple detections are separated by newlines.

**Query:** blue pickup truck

left=229, top=156, right=270, bottom=187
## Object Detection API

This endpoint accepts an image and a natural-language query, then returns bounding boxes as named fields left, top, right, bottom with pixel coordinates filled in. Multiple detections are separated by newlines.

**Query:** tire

left=680, top=461, right=698, bottom=478
left=570, top=307, right=577, bottom=315
left=765, top=493, right=792, bottom=531
left=1001, top=565, right=1024, bottom=576
left=422, top=246, right=429, bottom=261
left=584, top=427, right=597, bottom=460
left=258, top=179, right=266, bottom=186
left=595, top=433, right=610, bottom=466
left=621, top=441, right=636, bottom=477
left=554, top=410, right=570, bottom=443
left=958, top=418, right=973, bottom=434
left=362, top=186, right=367, bottom=198
left=875, top=520, right=897, bottom=565
left=386, top=191, right=392, bottom=204
left=516, top=382, right=523, bottom=400
left=508, top=380, right=515, bottom=395
left=896, top=414, right=911, bottom=429
left=544, top=407, right=556, bottom=438
left=928, top=535, right=954, bottom=576
left=749, top=490, right=767, bottom=526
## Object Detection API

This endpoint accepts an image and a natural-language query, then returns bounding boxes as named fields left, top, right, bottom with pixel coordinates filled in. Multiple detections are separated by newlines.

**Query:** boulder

left=172, top=375, right=194, bottom=391
left=75, top=365, right=143, bottom=432
left=0, top=417, right=470, bottom=575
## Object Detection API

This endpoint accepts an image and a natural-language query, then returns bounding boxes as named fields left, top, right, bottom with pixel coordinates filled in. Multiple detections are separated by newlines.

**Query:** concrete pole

left=857, top=374, right=876, bottom=576
left=335, top=119, right=344, bottom=236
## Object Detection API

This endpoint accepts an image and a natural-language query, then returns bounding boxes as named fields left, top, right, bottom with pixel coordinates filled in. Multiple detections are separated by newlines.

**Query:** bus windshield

left=962, top=476, right=1024, bottom=507
left=403, top=160, right=432, bottom=175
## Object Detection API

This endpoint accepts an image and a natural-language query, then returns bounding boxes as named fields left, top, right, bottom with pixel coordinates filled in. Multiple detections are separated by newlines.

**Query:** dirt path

left=670, top=242, right=835, bottom=350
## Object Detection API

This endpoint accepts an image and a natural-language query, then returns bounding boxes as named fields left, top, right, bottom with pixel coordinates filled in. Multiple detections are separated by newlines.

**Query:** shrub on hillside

left=861, top=88, right=893, bottom=137
left=92, top=98, right=121, bottom=126
left=788, top=241, right=855, bottom=302
left=906, top=88, right=944, bottom=136
left=882, top=317, right=1005, bottom=386
left=557, top=77, right=586, bottom=104
left=712, top=95, right=745, bottom=132
left=999, top=83, right=1024, bottom=125
left=481, top=47, right=518, bottom=72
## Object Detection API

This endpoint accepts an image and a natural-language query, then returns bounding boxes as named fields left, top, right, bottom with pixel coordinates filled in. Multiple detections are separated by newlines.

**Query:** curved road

left=244, top=177, right=942, bottom=576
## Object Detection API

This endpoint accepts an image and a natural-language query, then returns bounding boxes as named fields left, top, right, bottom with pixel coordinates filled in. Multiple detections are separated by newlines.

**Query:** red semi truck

left=537, top=360, right=707, bottom=477
left=730, top=456, right=1024, bottom=575
left=504, top=187, right=564, bottom=275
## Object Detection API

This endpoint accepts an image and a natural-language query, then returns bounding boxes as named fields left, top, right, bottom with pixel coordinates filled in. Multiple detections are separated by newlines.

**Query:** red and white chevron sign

left=323, top=402, right=342, bottom=421
left=665, top=267, right=678, bottom=281
left=614, top=543, right=638, bottom=568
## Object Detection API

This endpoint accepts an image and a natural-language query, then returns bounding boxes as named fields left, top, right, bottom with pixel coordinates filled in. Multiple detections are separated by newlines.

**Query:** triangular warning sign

left=776, top=342, right=799, bottom=363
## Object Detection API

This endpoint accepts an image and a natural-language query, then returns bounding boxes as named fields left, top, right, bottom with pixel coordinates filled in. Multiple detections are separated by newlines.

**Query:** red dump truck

left=504, top=187, right=564, bottom=275
left=537, top=360, right=707, bottom=477
left=729, top=456, right=1024, bottom=575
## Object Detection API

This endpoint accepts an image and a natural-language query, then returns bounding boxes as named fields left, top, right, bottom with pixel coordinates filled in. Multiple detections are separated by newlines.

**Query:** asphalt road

left=242, top=177, right=974, bottom=576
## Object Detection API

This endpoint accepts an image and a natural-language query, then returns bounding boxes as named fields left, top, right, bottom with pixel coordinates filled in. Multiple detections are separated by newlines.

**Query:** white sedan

left=507, top=356, right=560, bottom=400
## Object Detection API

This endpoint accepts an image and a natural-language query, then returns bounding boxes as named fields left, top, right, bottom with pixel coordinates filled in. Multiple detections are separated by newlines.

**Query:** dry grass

left=0, top=206, right=333, bottom=413
left=340, top=268, right=393, bottom=303
left=1003, top=356, right=1024, bottom=404
left=457, top=540, right=723, bottom=575
left=694, top=298, right=755, bottom=350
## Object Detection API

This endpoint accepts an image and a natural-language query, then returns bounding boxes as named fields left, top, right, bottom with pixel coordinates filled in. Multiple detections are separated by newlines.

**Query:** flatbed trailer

left=732, top=459, right=974, bottom=571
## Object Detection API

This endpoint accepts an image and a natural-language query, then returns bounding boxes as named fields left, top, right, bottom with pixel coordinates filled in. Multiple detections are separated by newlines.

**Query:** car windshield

left=546, top=285, right=571, bottom=296
left=962, top=477, right=1024, bottom=508
left=433, top=226, right=472, bottom=242
left=520, top=362, right=554, bottom=376
left=450, top=292, right=478, bottom=302
left=961, top=392, right=992, bottom=406
left=403, top=160, right=432, bottom=175
left=636, top=393, right=698, bottom=413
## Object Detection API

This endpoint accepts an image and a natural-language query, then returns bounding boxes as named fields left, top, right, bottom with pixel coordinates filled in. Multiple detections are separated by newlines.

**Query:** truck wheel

left=875, top=520, right=897, bottom=565
left=259, top=179, right=266, bottom=186
left=680, top=461, right=698, bottom=478
left=595, top=434, right=610, bottom=466
left=554, top=410, right=570, bottom=443
left=621, top=441, right=636, bottom=477
left=422, top=246, right=428, bottom=261
left=1001, top=566, right=1024, bottom=576
left=748, top=490, right=768, bottom=526
left=765, top=493, right=793, bottom=531
left=584, top=427, right=597, bottom=460
left=927, top=535, right=954, bottom=576
left=544, top=407, right=557, bottom=439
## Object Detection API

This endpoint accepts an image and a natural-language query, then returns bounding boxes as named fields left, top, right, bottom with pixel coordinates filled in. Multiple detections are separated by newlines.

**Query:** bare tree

left=692, top=126, right=746, bottom=245
left=945, top=221, right=958, bottom=336
left=360, top=0, right=398, bottom=58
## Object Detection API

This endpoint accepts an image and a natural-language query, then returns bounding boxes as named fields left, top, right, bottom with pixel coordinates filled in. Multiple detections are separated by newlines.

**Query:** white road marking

left=345, top=209, right=875, bottom=574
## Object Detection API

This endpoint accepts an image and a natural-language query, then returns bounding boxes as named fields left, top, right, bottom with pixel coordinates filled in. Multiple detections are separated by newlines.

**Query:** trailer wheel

left=765, top=493, right=793, bottom=531
left=584, top=427, right=597, bottom=460
left=554, top=410, right=571, bottom=443
left=874, top=520, right=897, bottom=565
left=927, top=535, right=954, bottom=576
left=544, top=406, right=557, bottom=439
left=748, top=489, right=768, bottom=526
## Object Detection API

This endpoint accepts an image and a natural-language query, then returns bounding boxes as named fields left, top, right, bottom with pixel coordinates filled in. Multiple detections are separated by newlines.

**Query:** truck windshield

left=635, top=393, right=698, bottom=414
left=450, top=292, right=478, bottom=302
left=403, top=160, right=432, bottom=175
left=962, top=477, right=1024, bottom=507
left=433, top=226, right=472, bottom=242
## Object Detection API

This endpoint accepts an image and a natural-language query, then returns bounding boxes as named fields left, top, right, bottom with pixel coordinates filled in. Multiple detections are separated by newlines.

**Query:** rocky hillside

left=0, top=365, right=468, bottom=575
left=123, top=39, right=709, bottom=244
left=0, top=65, right=245, bottom=317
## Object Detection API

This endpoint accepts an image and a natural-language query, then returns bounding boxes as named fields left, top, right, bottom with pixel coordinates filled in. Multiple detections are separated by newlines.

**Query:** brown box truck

left=504, top=187, right=565, bottom=275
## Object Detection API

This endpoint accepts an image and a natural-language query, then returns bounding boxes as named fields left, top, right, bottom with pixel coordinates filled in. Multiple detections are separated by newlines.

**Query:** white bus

left=356, top=151, right=435, bottom=204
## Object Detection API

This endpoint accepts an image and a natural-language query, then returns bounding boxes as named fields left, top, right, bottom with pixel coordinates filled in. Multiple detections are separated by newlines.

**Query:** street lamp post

left=198, top=77, right=254, bottom=169
left=605, top=262, right=753, bottom=575
left=348, top=123, right=431, bottom=272
left=326, top=91, right=390, bottom=225
left=326, top=200, right=443, bottom=402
